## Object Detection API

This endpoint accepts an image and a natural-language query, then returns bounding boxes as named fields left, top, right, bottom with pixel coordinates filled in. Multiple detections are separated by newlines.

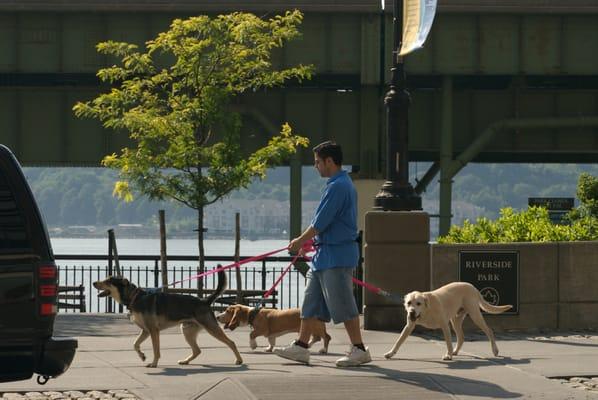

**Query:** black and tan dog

left=93, top=270, right=243, bottom=368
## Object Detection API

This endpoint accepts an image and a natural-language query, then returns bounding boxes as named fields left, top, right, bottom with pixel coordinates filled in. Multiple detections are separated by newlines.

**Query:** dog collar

left=126, top=288, right=143, bottom=308
left=248, top=307, right=260, bottom=326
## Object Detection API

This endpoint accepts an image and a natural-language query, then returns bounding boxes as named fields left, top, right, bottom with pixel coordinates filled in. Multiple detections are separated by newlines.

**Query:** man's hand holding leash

left=289, top=226, right=318, bottom=255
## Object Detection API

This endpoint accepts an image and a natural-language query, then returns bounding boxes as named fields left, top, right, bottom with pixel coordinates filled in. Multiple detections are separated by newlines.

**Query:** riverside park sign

left=458, top=250, right=519, bottom=314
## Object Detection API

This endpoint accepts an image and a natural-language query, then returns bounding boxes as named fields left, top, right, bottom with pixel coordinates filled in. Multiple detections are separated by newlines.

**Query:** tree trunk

left=197, top=207, right=205, bottom=296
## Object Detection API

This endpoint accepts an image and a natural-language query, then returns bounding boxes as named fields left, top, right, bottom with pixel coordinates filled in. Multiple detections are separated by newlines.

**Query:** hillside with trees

left=23, top=163, right=598, bottom=239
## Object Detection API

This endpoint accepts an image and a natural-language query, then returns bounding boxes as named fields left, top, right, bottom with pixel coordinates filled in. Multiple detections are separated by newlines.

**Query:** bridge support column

left=289, top=151, right=302, bottom=240
left=439, top=75, right=454, bottom=237
left=363, top=211, right=430, bottom=330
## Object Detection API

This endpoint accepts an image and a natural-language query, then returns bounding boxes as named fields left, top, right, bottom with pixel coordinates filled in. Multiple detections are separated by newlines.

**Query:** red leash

left=256, top=240, right=316, bottom=306
left=162, top=239, right=403, bottom=306
left=351, top=277, right=404, bottom=304
left=262, top=253, right=303, bottom=299
left=257, top=239, right=404, bottom=306
left=165, top=245, right=290, bottom=288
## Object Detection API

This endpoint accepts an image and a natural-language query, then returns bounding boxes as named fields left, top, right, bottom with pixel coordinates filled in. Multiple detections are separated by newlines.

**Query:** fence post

left=107, top=230, right=113, bottom=313
left=235, top=212, right=243, bottom=304
left=159, top=210, right=168, bottom=292
left=108, top=229, right=123, bottom=312
left=108, top=229, right=122, bottom=276
left=154, top=259, right=159, bottom=288
left=79, top=284, right=86, bottom=312
left=261, top=260, right=266, bottom=291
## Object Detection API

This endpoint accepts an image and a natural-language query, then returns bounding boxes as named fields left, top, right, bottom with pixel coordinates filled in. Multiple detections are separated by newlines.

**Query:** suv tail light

left=40, top=303, right=57, bottom=316
left=39, top=265, right=57, bottom=279
left=40, top=284, right=57, bottom=297
left=38, top=263, right=58, bottom=317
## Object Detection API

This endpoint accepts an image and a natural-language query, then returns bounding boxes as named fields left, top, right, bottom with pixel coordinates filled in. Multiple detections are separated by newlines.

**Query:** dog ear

left=228, top=307, right=241, bottom=331
left=223, top=307, right=234, bottom=329
left=423, top=294, right=430, bottom=307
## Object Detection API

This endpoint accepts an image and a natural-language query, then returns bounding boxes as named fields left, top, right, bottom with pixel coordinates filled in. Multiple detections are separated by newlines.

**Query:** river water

left=51, top=237, right=289, bottom=256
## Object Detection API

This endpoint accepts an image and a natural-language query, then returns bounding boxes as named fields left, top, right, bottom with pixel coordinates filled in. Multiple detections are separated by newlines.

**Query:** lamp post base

left=373, top=181, right=422, bottom=211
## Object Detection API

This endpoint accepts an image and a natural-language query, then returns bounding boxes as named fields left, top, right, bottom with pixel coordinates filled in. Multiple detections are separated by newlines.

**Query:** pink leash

left=165, top=245, right=290, bottom=288
left=258, top=240, right=316, bottom=304
left=257, top=239, right=404, bottom=306
left=161, top=239, right=403, bottom=305
left=261, top=253, right=303, bottom=299
left=351, top=277, right=404, bottom=304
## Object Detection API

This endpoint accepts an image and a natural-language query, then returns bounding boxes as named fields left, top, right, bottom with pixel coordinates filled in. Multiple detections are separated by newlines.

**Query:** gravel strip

left=0, top=390, right=140, bottom=400
left=553, top=376, right=598, bottom=393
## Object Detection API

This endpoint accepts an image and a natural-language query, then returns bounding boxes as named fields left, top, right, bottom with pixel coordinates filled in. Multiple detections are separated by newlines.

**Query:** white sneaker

left=273, top=341, right=310, bottom=364
left=335, top=346, right=372, bottom=367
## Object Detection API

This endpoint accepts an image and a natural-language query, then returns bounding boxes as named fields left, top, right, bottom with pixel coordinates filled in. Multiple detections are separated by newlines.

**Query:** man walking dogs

left=274, top=141, right=371, bottom=367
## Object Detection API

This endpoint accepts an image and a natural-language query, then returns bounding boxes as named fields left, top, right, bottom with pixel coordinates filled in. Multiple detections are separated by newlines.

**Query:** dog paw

left=492, top=345, right=500, bottom=357
left=265, top=347, right=274, bottom=352
left=137, top=352, right=146, bottom=361
left=318, top=348, right=328, bottom=354
left=384, top=352, right=395, bottom=359
left=442, top=354, right=453, bottom=361
left=178, top=359, right=190, bottom=365
left=235, top=359, right=244, bottom=365
left=146, top=362, right=158, bottom=368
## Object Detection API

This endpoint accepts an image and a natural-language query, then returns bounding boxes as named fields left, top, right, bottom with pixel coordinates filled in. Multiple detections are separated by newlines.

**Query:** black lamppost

left=374, top=0, right=422, bottom=211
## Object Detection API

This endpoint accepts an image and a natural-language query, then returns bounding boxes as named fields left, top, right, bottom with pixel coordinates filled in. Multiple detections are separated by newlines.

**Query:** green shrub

left=440, top=173, right=598, bottom=244
left=438, top=206, right=598, bottom=244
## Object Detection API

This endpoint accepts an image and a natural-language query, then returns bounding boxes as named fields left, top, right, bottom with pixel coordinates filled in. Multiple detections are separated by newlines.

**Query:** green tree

left=73, top=11, right=312, bottom=288
left=576, top=173, right=598, bottom=218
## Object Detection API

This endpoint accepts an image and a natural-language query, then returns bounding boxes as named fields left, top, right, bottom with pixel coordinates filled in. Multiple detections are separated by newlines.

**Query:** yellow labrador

left=384, top=282, right=512, bottom=361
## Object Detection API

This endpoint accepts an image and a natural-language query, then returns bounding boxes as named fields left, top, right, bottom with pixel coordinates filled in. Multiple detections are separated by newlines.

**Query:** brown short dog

left=217, top=305, right=331, bottom=353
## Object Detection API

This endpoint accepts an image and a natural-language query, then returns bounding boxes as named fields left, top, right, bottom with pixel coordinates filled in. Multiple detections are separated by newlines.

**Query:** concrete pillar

left=353, top=178, right=384, bottom=233
left=363, top=211, right=430, bottom=330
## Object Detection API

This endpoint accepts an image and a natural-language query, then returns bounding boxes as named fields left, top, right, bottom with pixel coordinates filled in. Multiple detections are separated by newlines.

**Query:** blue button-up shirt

left=310, top=170, right=359, bottom=270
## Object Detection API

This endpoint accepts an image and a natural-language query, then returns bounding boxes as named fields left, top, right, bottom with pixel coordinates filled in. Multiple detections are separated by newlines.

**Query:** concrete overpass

left=1, top=0, right=598, bottom=235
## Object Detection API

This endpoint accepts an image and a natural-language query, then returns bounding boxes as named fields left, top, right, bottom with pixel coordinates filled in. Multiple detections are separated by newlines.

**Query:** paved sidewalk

left=2, top=313, right=598, bottom=399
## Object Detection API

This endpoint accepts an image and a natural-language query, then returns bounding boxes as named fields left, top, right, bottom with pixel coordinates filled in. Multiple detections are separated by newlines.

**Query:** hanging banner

left=399, top=0, right=437, bottom=56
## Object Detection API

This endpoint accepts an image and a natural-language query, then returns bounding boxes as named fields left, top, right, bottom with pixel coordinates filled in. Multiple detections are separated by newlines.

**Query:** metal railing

left=54, top=232, right=364, bottom=314
left=55, top=254, right=308, bottom=313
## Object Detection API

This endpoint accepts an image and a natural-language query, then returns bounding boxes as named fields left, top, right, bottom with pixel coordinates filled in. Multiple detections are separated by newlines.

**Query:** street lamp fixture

left=374, top=0, right=422, bottom=211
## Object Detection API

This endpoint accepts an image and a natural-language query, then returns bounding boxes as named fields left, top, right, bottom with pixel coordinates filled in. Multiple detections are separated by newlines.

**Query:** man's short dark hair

left=313, top=141, right=343, bottom=166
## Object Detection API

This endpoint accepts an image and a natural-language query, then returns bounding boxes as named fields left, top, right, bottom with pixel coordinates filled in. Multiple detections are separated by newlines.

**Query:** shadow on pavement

left=147, top=364, right=250, bottom=376
left=527, top=338, right=598, bottom=347
left=421, top=356, right=533, bottom=369
left=55, top=313, right=140, bottom=336
left=358, top=364, right=522, bottom=398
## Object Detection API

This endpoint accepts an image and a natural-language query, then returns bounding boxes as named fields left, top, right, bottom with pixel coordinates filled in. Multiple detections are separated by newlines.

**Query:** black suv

left=0, top=145, right=77, bottom=384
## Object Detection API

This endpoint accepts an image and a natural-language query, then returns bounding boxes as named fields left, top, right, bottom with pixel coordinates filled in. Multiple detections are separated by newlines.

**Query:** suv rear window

left=0, top=171, right=30, bottom=253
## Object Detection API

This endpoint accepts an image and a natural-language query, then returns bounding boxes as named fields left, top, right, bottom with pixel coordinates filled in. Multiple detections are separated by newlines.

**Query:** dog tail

left=478, top=292, right=512, bottom=314
left=206, top=267, right=227, bottom=305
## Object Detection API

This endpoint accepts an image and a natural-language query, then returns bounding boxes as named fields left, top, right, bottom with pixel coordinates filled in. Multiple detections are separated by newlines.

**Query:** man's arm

left=289, top=225, right=318, bottom=254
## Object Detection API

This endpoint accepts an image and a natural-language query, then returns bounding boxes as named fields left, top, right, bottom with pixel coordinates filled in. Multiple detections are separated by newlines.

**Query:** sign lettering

left=459, top=251, right=519, bottom=314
